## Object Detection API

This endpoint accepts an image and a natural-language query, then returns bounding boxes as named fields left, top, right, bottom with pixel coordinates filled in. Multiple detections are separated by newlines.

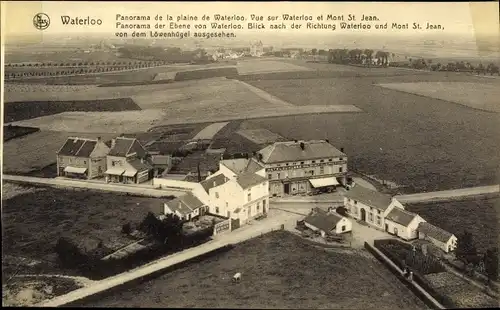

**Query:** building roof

left=344, top=185, right=392, bottom=211
left=386, top=207, right=419, bottom=227
left=151, top=155, right=171, bottom=166
left=221, top=158, right=249, bottom=174
left=236, top=172, right=267, bottom=189
left=57, top=137, right=98, bottom=157
left=257, top=140, right=345, bottom=164
left=165, top=192, right=205, bottom=216
left=109, top=137, right=138, bottom=157
left=245, top=158, right=265, bottom=173
left=304, top=208, right=344, bottom=233
left=129, top=158, right=153, bottom=172
left=418, top=222, right=454, bottom=243
left=200, top=174, right=229, bottom=193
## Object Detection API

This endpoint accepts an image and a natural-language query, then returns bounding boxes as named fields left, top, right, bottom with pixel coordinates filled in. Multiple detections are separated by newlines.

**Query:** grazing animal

left=233, top=272, right=241, bottom=282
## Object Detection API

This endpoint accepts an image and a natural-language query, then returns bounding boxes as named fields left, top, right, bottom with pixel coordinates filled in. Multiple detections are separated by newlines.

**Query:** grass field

left=3, top=125, right=40, bottom=142
left=243, top=69, right=500, bottom=193
left=2, top=131, right=116, bottom=174
left=236, top=128, right=286, bottom=144
left=191, top=122, right=229, bottom=140
left=377, top=82, right=500, bottom=113
left=2, top=185, right=164, bottom=268
left=406, top=196, right=500, bottom=253
left=87, top=231, right=428, bottom=309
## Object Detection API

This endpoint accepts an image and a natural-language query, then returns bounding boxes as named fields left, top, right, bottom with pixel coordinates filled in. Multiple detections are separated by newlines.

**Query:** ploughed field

left=406, top=195, right=500, bottom=253
left=85, top=231, right=428, bottom=309
left=244, top=71, right=500, bottom=193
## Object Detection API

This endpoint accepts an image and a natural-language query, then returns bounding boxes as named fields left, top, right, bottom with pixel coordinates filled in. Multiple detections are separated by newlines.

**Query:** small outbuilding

left=303, top=208, right=352, bottom=237
left=417, top=222, right=457, bottom=253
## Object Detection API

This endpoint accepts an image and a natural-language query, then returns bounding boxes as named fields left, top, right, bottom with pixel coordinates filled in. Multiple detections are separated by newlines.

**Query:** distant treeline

left=117, top=45, right=215, bottom=64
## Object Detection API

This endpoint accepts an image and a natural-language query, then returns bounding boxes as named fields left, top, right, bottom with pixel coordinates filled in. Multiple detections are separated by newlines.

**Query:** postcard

left=1, top=1, right=499, bottom=308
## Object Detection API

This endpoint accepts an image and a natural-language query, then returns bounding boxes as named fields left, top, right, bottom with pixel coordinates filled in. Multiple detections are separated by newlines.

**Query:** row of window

left=214, top=199, right=266, bottom=214
left=268, top=167, right=343, bottom=180
left=275, top=158, right=345, bottom=167
left=351, top=207, right=382, bottom=225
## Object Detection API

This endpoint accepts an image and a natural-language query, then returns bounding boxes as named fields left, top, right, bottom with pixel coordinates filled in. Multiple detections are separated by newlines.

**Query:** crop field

left=377, top=82, right=500, bottom=113
left=3, top=125, right=40, bottom=142
left=237, top=128, right=286, bottom=144
left=88, top=231, right=427, bottom=309
left=236, top=59, right=313, bottom=75
left=425, top=272, right=498, bottom=308
left=4, top=98, right=141, bottom=123
left=9, top=77, right=361, bottom=132
left=2, top=185, right=164, bottom=268
left=243, top=70, right=500, bottom=193
left=4, top=50, right=138, bottom=64
left=191, top=122, right=229, bottom=140
left=406, top=196, right=500, bottom=253
left=2, top=131, right=116, bottom=174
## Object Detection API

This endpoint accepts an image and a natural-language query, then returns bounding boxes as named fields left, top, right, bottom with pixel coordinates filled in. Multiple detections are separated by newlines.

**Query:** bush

left=122, top=222, right=133, bottom=235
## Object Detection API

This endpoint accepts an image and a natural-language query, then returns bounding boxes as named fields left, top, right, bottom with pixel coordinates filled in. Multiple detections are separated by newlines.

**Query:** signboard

left=266, top=161, right=345, bottom=172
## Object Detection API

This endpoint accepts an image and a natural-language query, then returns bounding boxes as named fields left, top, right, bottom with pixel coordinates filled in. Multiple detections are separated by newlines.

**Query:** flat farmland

left=191, top=122, right=229, bottom=140
left=237, top=128, right=286, bottom=144
left=2, top=185, right=162, bottom=268
left=2, top=131, right=116, bottom=174
left=406, top=196, right=500, bottom=253
left=377, top=82, right=500, bottom=113
left=236, top=59, right=313, bottom=74
left=87, top=231, right=427, bottom=309
left=9, top=78, right=361, bottom=131
left=244, top=73, right=500, bottom=193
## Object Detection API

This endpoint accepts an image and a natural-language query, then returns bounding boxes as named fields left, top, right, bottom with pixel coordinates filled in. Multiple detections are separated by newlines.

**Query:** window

left=354, top=200, right=357, bottom=205
left=257, top=203, right=260, bottom=210
left=112, top=161, right=115, bottom=166
left=369, top=213, right=373, bottom=222
left=320, top=159, right=324, bottom=163
left=277, top=164, right=281, bottom=167
left=248, top=193, right=251, bottom=202
left=312, top=160, right=316, bottom=164
left=268, top=174, right=272, bottom=179
left=342, top=225, right=346, bottom=232
left=340, top=157, right=343, bottom=161
left=300, top=161, right=304, bottom=164
left=277, top=173, right=281, bottom=179
left=215, top=207, right=219, bottom=214
left=226, top=202, right=228, bottom=208
left=215, top=192, right=219, bottom=198
left=310, top=170, right=315, bottom=176
left=339, top=167, right=343, bottom=173
left=377, top=216, right=381, bottom=225
left=320, top=166, right=324, bottom=174
left=69, top=158, right=73, bottom=164
left=329, top=159, right=333, bottom=162
left=83, top=160, right=86, bottom=164
left=377, top=210, right=381, bottom=214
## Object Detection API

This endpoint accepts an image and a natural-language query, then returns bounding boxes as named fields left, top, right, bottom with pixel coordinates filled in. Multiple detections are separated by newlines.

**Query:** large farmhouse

left=56, top=137, right=110, bottom=179
left=255, top=140, right=347, bottom=197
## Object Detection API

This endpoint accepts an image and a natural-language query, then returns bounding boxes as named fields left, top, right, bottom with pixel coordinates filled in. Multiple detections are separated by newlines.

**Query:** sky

left=1, top=1, right=498, bottom=51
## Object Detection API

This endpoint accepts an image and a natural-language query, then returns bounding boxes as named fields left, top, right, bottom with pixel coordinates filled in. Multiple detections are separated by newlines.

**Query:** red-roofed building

left=56, top=136, right=110, bottom=179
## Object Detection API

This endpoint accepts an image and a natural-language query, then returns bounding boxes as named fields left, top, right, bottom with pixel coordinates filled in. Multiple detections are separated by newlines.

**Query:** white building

left=344, top=184, right=393, bottom=230
left=304, top=207, right=352, bottom=237
left=384, top=206, right=426, bottom=240
left=156, top=192, right=209, bottom=221
left=201, top=158, right=269, bottom=225
left=417, top=222, right=457, bottom=253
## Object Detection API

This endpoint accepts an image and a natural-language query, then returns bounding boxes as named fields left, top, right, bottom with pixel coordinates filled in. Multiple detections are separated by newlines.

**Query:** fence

left=152, top=178, right=198, bottom=191
left=364, top=242, right=445, bottom=310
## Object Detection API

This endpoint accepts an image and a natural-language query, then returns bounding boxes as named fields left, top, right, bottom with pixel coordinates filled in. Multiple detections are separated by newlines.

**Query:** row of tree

left=5, top=60, right=167, bottom=67
left=455, top=230, right=498, bottom=283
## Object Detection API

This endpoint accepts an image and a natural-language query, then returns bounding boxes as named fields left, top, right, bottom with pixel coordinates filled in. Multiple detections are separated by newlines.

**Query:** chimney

left=300, top=142, right=305, bottom=150
left=111, top=138, right=116, bottom=149
left=213, top=181, right=216, bottom=187
left=325, top=139, right=329, bottom=143
left=294, top=139, right=298, bottom=143
left=340, top=147, right=344, bottom=153
left=97, top=136, right=101, bottom=142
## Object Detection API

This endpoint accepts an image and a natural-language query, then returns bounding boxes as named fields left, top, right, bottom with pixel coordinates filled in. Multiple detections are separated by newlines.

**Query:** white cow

left=233, top=272, right=241, bottom=282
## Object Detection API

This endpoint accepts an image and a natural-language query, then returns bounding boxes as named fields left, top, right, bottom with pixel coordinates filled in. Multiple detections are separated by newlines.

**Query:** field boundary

left=364, top=242, right=445, bottom=310
left=395, top=185, right=500, bottom=203
left=38, top=224, right=284, bottom=307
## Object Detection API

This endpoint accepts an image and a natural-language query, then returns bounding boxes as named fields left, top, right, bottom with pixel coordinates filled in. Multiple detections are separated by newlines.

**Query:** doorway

left=360, top=208, right=366, bottom=221
left=284, top=183, right=290, bottom=194
left=385, top=224, right=389, bottom=232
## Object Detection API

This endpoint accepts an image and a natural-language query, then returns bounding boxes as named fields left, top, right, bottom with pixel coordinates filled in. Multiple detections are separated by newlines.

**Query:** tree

left=456, top=230, right=478, bottom=266
left=484, top=247, right=498, bottom=283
